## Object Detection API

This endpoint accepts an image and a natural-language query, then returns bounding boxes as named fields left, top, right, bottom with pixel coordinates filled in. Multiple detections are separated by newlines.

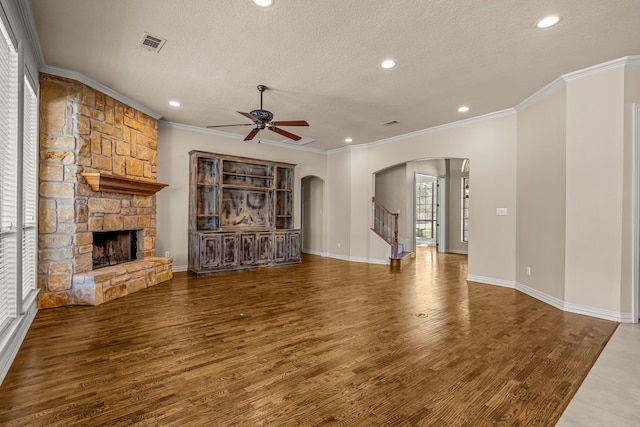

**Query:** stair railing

left=371, top=197, right=399, bottom=258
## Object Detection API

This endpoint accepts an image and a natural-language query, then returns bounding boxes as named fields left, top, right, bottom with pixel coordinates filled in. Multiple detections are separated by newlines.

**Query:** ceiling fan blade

left=244, top=128, right=260, bottom=141
left=271, top=120, right=309, bottom=127
left=270, top=126, right=302, bottom=141
left=206, top=123, right=253, bottom=128
left=238, top=111, right=257, bottom=122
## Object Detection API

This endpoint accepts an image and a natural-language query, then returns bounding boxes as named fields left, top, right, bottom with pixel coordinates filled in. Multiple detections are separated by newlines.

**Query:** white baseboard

left=302, top=249, right=327, bottom=257
left=466, top=274, right=515, bottom=289
left=563, top=301, right=632, bottom=323
left=325, top=252, right=389, bottom=265
left=469, top=275, right=631, bottom=322
left=516, top=282, right=632, bottom=322
left=172, top=264, right=188, bottom=273
left=0, top=299, right=38, bottom=385
left=515, top=282, right=564, bottom=310
left=446, top=249, right=469, bottom=255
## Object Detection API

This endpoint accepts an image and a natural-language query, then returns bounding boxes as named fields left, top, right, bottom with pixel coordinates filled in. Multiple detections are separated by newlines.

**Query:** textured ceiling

left=30, top=0, right=640, bottom=151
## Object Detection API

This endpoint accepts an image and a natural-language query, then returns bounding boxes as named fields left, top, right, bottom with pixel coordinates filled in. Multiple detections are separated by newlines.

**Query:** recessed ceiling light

left=253, top=0, right=273, bottom=7
left=537, top=15, right=560, bottom=28
left=381, top=59, right=396, bottom=69
left=458, top=106, right=469, bottom=113
left=169, top=100, right=181, bottom=107
left=345, top=138, right=353, bottom=143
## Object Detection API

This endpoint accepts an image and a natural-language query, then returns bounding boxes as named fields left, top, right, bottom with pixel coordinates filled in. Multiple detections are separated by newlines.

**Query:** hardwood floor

left=0, top=248, right=617, bottom=426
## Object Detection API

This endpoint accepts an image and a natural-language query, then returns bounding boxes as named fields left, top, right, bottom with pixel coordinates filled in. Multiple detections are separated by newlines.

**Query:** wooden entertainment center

left=188, top=151, right=301, bottom=275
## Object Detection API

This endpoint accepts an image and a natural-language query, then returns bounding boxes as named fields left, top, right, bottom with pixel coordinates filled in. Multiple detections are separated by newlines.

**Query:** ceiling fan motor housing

left=250, top=109, right=274, bottom=122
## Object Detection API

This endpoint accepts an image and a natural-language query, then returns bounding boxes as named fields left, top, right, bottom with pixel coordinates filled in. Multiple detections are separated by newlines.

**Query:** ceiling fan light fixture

left=537, top=15, right=560, bottom=28
left=253, top=0, right=273, bottom=7
left=381, top=59, right=396, bottom=69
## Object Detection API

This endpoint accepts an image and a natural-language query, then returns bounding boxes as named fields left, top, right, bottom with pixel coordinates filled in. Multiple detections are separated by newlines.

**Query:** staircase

left=371, top=197, right=414, bottom=267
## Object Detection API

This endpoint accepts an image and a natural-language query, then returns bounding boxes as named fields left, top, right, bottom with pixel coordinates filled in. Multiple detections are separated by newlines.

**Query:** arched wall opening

left=373, top=158, right=470, bottom=256
left=301, top=175, right=325, bottom=256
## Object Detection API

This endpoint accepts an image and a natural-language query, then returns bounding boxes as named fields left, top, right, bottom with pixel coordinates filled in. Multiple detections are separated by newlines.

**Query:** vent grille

left=139, top=33, right=166, bottom=53
left=382, top=120, right=399, bottom=126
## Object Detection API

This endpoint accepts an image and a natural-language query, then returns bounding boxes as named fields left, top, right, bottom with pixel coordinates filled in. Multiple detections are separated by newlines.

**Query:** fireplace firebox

left=92, top=230, right=139, bottom=269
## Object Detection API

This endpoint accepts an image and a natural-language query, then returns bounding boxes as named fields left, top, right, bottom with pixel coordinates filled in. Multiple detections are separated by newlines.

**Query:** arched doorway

left=301, top=176, right=325, bottom=256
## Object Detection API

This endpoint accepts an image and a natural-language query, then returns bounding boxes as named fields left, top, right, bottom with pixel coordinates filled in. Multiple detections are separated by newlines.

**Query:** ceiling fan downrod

left=257, top=85, right=267, bottom=110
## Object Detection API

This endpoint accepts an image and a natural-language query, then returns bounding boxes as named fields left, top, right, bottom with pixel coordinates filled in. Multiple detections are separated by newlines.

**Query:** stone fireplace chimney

left=38, top=73, right=172, bottom=309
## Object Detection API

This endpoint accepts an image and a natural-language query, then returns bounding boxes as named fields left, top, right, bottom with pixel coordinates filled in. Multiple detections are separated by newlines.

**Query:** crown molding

left=158, top=121, right=326, bottom=154
left=515, top=77, right=566, bottom=112
left=40, top=65, right=162, bottom=120
left=328, top=108, right=516, bottom=155
left=517, top=55, right=640, bottom=111
left=562, top=55, right=634, bottom=81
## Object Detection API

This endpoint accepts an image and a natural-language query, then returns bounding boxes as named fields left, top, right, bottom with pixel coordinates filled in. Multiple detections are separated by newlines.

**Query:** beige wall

left=622, top=66, right=640, bottom=316
left=374, top=163, right=406, bottom=214
left=565, top=68, right=626, bottom=313
left=156, top=125, right=327, bottom=269
left=328, top=112, right=518, bottom=282
left=516, top=84, right=567, bottom=300
left=325, top=149, right=351, bottom=258
left=374, top=163, right=407, bottom=244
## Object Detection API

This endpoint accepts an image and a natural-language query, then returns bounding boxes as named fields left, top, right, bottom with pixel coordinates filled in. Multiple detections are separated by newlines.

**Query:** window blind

left=0, top=19, right=18, bottom=331
left=21, top=77, right=37, bottom=303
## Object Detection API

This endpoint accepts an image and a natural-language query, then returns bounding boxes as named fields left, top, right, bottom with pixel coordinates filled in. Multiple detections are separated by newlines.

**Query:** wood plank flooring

left=0, top=248, right=617, bottom=426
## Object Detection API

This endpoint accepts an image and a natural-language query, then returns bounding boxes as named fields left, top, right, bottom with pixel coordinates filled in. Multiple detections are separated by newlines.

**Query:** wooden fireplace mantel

left=81, top=173, right=168, bottom=196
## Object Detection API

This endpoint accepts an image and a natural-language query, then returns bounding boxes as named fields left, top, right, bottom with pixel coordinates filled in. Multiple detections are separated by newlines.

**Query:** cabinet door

left=200, top=234, right=220, bottom=268
left=240, top=233, right=256, bottom=266
left=221, top=234, right=238, bottom=267
left=256, top=233, right=273, bottom=265
left=274, top=232, right=286, bottom=262
left=287, top=231, right=301, bottom=261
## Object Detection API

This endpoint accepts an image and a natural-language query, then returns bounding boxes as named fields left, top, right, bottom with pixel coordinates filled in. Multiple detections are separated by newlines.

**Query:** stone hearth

left=38, top=73, right=172, bottom=308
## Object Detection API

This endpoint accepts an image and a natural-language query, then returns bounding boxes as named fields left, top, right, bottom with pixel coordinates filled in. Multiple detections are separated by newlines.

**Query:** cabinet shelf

left=222, top=184, right=274, bottom=191
left=223, top=172, right=273, bottom=179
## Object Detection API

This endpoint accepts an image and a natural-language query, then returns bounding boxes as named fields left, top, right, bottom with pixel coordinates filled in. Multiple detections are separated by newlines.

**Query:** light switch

left=496, top=208, right=508, bottom=216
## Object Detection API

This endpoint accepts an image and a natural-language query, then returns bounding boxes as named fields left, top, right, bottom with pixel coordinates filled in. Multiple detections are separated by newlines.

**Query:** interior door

left=415, top=174, right=438, bottom=247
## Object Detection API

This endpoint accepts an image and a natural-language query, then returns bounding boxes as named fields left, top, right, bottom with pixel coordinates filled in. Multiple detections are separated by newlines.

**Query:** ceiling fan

left=207, top=85, right=309, bottom=142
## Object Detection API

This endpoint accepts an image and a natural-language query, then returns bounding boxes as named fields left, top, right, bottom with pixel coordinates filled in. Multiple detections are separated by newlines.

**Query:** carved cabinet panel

left=220, top=234, right=238, bottom=267
left=240, top=233, right=256, bottom=266
left=287, top=231, right=301, bottom=262
left=274, top=232, right=287, bottom=263
left=201, top=234, right=220, bottom=268
left=256, top=233, right=273, bottom=265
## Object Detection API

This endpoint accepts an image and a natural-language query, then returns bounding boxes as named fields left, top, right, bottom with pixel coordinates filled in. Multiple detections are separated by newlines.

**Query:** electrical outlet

left=165, top=251, right=170, bottom=258
left=526, top=266, right=531, bottom=276
left=337, top=243, right=341, bottom=249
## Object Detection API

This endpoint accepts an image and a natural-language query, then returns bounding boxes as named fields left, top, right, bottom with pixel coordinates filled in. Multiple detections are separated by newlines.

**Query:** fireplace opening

left=92, top=230, right=139, bottom=269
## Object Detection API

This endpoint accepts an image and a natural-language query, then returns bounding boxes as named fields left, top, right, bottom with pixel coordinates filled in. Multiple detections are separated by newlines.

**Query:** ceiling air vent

left=382, top=120, right=399, bottom=126
left=139, top=32, right=166, bottom=53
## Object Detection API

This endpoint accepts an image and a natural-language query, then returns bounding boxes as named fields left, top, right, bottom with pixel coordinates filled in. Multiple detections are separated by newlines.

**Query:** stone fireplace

left=38, top=73, right=172, bottom=309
